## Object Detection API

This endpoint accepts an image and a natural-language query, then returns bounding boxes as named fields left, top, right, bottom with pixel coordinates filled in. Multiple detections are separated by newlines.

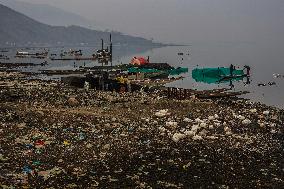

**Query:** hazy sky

left=17, top=0, right=284, bottom=44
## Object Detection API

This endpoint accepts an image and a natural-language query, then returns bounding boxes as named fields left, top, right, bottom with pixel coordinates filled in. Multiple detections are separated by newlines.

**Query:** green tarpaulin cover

left=192, top=67, right=245, bottom=84
left=128, top=67, right=188, bottom=76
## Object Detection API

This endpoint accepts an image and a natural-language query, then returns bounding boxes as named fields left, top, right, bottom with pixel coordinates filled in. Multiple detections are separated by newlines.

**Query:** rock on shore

left=0, top=72, right=284, bottom=188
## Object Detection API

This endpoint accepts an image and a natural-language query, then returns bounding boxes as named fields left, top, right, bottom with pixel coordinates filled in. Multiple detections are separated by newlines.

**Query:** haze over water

left=17, top=0, right=284, bottom=44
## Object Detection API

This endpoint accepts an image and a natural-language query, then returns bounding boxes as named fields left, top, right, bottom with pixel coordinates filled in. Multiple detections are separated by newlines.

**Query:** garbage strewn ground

left=0, top=71, right=284, bottom=188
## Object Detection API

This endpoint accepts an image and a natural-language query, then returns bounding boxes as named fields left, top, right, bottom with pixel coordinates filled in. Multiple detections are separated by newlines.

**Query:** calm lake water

left=140, top=43, right=284, bottom=109
left=1, top=41, right=284, bottom=108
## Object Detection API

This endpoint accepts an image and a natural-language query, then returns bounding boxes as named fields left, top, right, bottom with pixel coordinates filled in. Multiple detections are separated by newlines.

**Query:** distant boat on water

left=15, top=50, right=48, bottom=58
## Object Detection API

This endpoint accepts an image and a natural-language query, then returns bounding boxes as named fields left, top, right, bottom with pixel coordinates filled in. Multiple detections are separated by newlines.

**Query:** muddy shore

left=0, top=71, right=283, bottom=188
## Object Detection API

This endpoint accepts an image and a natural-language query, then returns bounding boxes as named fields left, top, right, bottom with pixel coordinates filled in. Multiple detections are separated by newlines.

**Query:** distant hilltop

left=0, top=0, right=97, bottom=28
left=0, top=4, right=163, bottom=47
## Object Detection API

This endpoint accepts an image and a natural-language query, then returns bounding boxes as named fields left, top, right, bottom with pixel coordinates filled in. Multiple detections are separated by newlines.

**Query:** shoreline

left=1, top=71, right=283, bottom=188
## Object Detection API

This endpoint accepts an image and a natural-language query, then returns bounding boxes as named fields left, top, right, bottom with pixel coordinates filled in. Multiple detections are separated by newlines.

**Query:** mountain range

left=0, top=4, right=161, bottom=47
left=0, top=0, right=100, bottom=28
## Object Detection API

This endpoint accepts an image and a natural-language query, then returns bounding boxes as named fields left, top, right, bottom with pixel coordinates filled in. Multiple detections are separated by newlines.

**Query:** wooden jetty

left=50, top=57, right=97, bottom=61
left=0, top=62, right=47, bottom=68
left=166, top=87, right=249, bottom=100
